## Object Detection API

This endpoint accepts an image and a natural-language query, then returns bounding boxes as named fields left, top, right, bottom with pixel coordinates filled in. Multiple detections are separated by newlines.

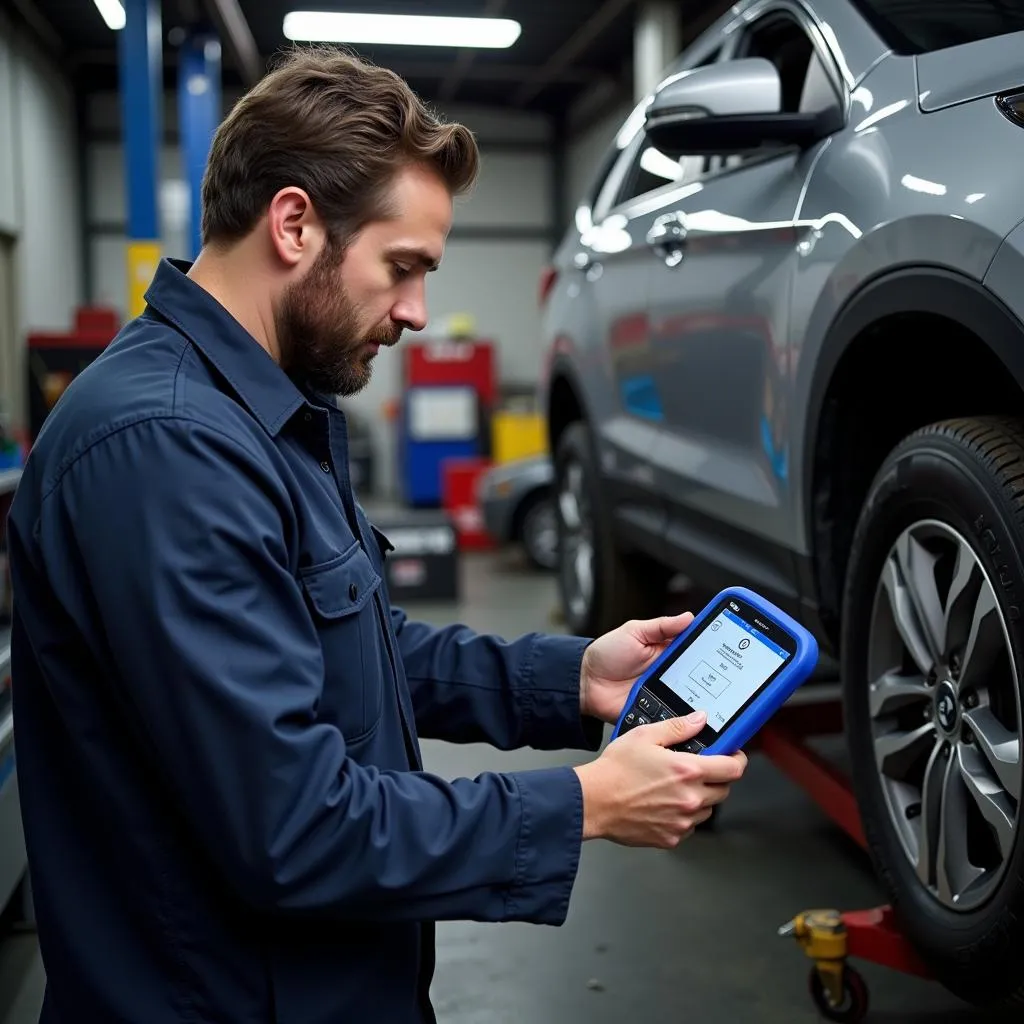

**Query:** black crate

left=370, top=509, right=459, bottom=603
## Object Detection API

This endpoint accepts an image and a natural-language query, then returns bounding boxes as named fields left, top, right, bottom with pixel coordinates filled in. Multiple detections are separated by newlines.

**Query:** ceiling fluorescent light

left=94, top=0, right=126, bottom=30
left=282, top=11, right=521, bottom=48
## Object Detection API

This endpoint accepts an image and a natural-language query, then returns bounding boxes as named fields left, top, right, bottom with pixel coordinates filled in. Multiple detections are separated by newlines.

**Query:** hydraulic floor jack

left=749, top=687, right=935, bottom=1023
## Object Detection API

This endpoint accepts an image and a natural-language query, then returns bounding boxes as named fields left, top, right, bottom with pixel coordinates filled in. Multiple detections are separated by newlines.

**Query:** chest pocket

left=299, top=542, right=385, bottom=742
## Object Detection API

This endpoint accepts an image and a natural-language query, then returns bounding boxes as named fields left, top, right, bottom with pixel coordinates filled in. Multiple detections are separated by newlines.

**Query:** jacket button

left=320, top=461, right=331, bottom=473
left=349, top=582, right=358, bottom=601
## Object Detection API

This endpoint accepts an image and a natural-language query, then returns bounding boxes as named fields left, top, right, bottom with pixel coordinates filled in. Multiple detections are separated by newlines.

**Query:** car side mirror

left=645, top=57, right=842, bottom=155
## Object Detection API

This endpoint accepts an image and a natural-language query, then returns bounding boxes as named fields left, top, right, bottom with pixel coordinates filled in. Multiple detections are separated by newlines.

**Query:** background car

left=478, top=455, right=557, bottom=570
left=538, top=0, right=1024, bottom=1012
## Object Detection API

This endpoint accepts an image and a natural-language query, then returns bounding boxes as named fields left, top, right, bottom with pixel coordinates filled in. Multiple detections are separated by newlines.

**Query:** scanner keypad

left=620, top=686, right=706, bottom=754
left=636, top=691, right=659, bottom=716
left=620, top=687, right=668, bottom=732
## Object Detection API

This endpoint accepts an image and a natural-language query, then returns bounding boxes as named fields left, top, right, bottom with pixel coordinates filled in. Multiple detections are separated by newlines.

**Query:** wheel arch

left=545, top=356, right=591, bottom=455
left=803, top=267, right=1024, bottom=646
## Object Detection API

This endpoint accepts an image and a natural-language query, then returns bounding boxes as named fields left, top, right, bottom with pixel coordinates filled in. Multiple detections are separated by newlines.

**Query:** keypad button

left=657, top=708, right=675, bottom=722
left=636, top=690, right=660, bottom=716
left=635, top=713, right=652, bottom=727
left=621, top=710, right=638, bottom=731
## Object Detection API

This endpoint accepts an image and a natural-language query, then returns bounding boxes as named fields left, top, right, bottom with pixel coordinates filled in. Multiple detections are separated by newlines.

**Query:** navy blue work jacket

left=7, top=258, right=603, bottom=1023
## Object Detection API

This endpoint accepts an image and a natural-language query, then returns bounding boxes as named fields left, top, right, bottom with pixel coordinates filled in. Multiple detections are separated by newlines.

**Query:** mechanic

left=7, top=48, right=747, bottom=1023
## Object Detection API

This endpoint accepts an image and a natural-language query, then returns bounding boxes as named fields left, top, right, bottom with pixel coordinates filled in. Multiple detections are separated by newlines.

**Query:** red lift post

left=749, top=688, right=934, bottom=1022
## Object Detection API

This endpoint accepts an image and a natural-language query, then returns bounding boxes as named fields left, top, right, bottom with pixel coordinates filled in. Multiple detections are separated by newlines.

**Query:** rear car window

left=852, top=0, right=1024, bottom=55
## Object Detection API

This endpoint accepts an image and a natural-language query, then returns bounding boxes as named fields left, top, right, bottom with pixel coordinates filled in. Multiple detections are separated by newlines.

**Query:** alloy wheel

left=867, top=519, right=1022, bottom=912
left=522, top=499, right=558, bottom=570
left=557, top=459, right=594, bottom=623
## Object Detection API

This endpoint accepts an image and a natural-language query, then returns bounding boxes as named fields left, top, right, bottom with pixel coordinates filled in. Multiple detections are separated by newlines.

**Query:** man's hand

left=579, top=612, right=694, bottom=724
left=573, top=712, right=747, bottom=848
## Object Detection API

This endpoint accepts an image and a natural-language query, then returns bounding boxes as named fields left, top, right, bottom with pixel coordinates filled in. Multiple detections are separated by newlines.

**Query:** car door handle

left=573, top=250, right=604, bottom=281
left=646, top=214, right=688, bottom=267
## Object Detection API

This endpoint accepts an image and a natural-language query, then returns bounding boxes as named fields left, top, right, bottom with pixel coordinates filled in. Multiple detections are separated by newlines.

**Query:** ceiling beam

left=199, top=0, right=262, bottom=85
left=512, top=0, right=635, bottom=106
left=72, top=47, right=612, bottom=89
left=438, top=0, right=507, bottom=104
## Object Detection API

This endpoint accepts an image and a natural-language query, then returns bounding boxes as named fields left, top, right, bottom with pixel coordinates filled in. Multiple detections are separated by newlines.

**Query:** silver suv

left=539, top=0, right=1024, bottom=1012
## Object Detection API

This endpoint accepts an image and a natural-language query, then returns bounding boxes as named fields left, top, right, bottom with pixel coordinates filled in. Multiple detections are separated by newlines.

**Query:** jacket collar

left=144, top=258, right=307, bottom=436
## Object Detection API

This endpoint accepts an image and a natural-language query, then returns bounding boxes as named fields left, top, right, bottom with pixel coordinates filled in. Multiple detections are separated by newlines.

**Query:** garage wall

left=0, top=13, right=83, bottom=436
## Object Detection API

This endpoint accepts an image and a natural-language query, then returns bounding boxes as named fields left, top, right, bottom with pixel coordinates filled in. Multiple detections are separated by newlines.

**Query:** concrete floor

left=0, top=549, right=1017, bottom=1022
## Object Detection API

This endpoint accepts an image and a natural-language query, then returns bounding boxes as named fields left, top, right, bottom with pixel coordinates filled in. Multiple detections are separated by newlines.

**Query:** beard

left=276, top=240, right=403, bottom=397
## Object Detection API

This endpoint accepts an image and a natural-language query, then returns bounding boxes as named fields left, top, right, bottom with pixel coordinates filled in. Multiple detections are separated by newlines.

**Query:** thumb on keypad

left=626, top=709, right=706, bottom=748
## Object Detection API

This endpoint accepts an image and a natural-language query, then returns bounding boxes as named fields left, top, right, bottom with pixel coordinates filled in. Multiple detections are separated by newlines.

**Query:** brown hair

left=200, top=46, right=480, bottom=248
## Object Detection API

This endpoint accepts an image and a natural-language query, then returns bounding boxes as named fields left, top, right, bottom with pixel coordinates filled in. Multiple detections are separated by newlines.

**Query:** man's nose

left=393, top=294, right=427, bottom=332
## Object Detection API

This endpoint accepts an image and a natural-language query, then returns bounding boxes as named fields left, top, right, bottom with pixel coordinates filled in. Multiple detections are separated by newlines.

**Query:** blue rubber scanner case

left=610, top=587, right=819, bottom=755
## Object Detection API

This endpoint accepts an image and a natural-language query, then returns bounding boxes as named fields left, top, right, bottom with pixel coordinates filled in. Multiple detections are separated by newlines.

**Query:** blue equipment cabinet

left=399, top=385, right=482, bottom=506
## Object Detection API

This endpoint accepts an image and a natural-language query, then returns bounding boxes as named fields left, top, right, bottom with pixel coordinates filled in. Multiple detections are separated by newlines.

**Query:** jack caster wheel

left=808, top=965, right=869, bottom=1023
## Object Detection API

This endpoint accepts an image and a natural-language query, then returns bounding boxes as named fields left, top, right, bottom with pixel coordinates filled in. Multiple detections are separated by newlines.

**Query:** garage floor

left=0, top=550, right=1017, bottom=1023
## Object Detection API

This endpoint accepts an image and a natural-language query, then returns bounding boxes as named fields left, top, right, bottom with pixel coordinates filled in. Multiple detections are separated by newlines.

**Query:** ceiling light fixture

left=94, top=0, right=126, bottom=30
left=282, top=11, right=522, bottom=48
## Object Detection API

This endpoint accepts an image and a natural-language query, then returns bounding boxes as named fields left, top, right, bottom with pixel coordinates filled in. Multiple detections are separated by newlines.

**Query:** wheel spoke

left=958, top=744, right=1017, bottom=861
left=881, top=554, right=936, bottom=677
left=963, top=704, right=1022, bottom=802
left=916, top=738, right=947, bottom=887
left=875, top=721, right=936, bottom=779
left=574, top=542, right=593, bottom=604
left=941, top=538, right=979, bottom=656
left=869, top=670, right=931, bottom=720
left=936, top=751, right=986, bottom=903
left=959, top=580, right=1000, bottom=690
left=895, top=532, right=945, bottom=664
left=558, top=464, right=583, bottom=531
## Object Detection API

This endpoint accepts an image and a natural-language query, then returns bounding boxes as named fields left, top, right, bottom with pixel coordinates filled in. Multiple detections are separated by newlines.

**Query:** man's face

left=277, top=164, right=452, bottom=396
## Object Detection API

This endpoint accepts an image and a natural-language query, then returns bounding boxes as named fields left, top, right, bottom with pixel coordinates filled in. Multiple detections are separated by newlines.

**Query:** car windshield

left=852, top=0, right=1024, bottom=55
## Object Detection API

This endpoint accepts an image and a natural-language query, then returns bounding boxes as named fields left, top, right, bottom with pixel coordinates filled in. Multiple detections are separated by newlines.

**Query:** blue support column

left=178, top=33, right=222, bottom=260
left=118, top=0, right=163, bottom=319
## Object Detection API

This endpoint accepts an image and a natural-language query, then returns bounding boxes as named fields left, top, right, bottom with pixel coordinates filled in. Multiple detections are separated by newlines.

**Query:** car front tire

left=518, top=491, right=558, bottom=571
left=842, top=417, right=1024, bottom=1010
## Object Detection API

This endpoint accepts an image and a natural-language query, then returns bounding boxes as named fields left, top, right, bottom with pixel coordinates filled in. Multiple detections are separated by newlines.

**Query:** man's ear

left=266, top=187, right=324, bottom=268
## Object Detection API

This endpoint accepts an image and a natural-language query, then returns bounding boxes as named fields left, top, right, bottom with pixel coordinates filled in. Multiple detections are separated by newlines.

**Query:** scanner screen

left=657, top=605, right=791, bottom=734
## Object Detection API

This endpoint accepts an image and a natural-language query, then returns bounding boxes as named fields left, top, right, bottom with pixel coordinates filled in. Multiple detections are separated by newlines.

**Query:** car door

left=638, top=4, right=846, bottom=594
left=570, top=42, right=726, bottom=537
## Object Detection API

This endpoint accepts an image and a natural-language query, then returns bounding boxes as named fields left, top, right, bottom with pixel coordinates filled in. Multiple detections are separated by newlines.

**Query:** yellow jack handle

left=779, top=909, right=847, bottom=1009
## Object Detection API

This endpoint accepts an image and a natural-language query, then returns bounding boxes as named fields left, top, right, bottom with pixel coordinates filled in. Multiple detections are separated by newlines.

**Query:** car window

left=736, top=11, right=827, bottom=115
left=615, top=142, right=709, bottom=208
left=851, top=0, right=1024, bottom=55
left=583, top=143, right=626, bottom=214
